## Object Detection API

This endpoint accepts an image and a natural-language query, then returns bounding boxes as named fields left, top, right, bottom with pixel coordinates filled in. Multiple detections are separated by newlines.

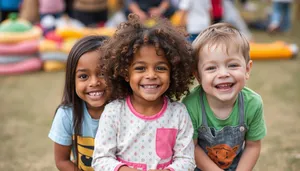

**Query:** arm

left=127, top=0, right=148, bottom=21
left=165, top=107, right=195, bottom=171
left=149, top=0, right=170, bottom=17
left=236, top=140, right=261, bottom=171
left=54, top=143, right=81, bottom=171
left=48, top=107, right=80, bottom=171
left=194, top=139, right=223, bottom=171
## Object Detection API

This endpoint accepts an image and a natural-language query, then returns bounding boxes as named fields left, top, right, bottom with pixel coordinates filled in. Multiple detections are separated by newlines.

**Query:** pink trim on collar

left=126, top=96, right=168, bottom=121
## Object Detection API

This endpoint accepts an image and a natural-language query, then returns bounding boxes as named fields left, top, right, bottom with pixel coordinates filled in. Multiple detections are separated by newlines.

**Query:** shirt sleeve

left=92, top=103, right=126, bottom=171
left=166, top=104, right=196, bottom=171
left=246, top=100, right=267, bottom=141
left=48, top=107, right=73, bottom=146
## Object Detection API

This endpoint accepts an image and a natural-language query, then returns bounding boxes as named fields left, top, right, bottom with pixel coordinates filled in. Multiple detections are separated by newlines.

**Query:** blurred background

left=0, top=0, right=300, bottom=170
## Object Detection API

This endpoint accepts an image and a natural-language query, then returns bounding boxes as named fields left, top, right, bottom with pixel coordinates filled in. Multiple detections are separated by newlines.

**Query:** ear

left=193, top=70, right=201, bottom=85
left=245, top=60, right=253, bottom=80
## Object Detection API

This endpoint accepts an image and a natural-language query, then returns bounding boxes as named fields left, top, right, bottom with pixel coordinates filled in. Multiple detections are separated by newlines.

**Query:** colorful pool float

left=0, top=40, right=39, bottom=55
left=0, top=13, right=42, bottom=44
left=56, top=27, right=116, bottom=39
left=43, top=60, right=66, bottom=72
left=250, top=41, right=298, bottom=60
left=0, top=57, right=43, bottom=75
left=40, top=39, right=77, bottom=54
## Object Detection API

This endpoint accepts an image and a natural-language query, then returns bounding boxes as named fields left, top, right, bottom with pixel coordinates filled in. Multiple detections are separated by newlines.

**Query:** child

left=178, top=0, right=212, bottom=42
left=92, top=13, right=195, bottom=171
left=182, top=23, right=267, bottom=171
left=48, top=35, right=111, bottom=171
left=268, top=0, right=293, bottom=32
left=38, top=0, right=65, bottom=20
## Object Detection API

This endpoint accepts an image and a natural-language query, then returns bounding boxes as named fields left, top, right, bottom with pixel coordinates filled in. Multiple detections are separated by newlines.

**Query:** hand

left=148, top=7, right=163, bottom=17
left=135, top=10, right=148, bottom=22
left=119, top=166, right=141, bottom=171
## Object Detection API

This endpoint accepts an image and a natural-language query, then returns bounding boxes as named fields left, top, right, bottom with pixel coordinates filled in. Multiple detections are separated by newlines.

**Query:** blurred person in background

left=38, top=0, right=65, bottom=20
left=124, top=0, right=176, bottom=22
left=66, top=0, right=108, bottom=27
left=268, top=0, right=293, bottom=32
left=178, top=0, right=212, bottom=42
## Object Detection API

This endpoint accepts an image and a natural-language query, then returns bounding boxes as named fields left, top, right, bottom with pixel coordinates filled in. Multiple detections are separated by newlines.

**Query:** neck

left=206, top=95, right=237, bottom=119
left=87, top=105, right=104, bottom=119
left=130, top=96, right=165, bottom=116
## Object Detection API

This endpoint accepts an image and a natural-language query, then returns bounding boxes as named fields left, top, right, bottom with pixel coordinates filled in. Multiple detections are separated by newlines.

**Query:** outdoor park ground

left=0, top=1, right=300, bottom=170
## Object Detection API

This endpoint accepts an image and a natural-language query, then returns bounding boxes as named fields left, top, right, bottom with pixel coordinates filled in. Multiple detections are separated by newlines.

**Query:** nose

left=218, top=67, right=230, bottom=78
left=146, top=69, right=157, bottom=79
left=89, top=76, right=101, bottom=87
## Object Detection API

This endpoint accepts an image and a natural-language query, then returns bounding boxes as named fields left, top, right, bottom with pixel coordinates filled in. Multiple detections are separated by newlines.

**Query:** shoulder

left=102, top=99, right=126, bottom=117
left=242, top=87, right=263, bottom=108
left=54, top=105, right=73, bottom=121
left=182, top=85, right=201, bottom=106
left=105, top=99, right=126, bottom=109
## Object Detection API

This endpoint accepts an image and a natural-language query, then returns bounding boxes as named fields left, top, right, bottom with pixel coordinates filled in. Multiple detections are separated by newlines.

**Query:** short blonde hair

left=192, top=23, right=250, bottom=65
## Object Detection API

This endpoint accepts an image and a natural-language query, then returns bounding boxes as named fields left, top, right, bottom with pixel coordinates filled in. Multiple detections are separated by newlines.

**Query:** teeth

left=143, top=85, right=158, bottom=89
left=216, top=83, right=232, bottom=88
left=89, top=92, right=104, bottom=96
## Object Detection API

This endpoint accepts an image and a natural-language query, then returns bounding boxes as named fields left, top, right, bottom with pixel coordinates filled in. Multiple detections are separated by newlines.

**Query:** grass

left=0, top=2, right=300, bottom=170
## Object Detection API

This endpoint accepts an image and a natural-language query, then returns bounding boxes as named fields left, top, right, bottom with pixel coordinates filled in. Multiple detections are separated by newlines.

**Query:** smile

left=215, top=83, right=235, bottom=90
left=141, top=85, right=160, bottom=89
left=87, top=91, right=104, bottom=98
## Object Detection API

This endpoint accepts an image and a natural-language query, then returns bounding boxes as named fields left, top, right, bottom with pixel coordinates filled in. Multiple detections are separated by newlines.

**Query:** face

left=75, top=50, right=110, bottom=114
left=126, top=45, right=170, bottom=104
left=196, top=44, right=252, bottom=105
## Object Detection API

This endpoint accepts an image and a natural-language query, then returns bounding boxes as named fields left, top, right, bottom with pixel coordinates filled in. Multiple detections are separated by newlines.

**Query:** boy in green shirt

left=182, top=23, right=267, bottom=171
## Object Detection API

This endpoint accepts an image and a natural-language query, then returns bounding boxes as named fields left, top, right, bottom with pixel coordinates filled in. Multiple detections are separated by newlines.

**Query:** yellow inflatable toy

left=40, top=39, right=77, bottom=53
left=0, top=13, right=42, bottom=43
left=250, top=41, right=298, bottom=60
left=43, top=60, right=66, bottom=72
left=56, top=27, right=116, bottom=39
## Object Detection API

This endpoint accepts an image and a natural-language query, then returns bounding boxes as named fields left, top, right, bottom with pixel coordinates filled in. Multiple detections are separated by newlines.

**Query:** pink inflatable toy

left=0, top=57, right=43, bottom=75
left=0, top=40, right=39, bottom=55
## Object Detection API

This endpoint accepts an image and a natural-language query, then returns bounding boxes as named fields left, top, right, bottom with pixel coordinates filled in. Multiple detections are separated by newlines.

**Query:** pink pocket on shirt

left=156, top=128, right=178, bottom=159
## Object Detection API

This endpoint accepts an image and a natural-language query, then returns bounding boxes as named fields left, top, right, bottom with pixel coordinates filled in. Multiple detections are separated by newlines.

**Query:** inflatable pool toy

left=0, top=57, right=42, bottom=75
left=40, top=52, right=68, bottom=61
left=56, top=27, right=116, bottom=39
left=0, top=55, right=32, bottom=64
left=0, top=13, right=42, bottom=43
left=43, top=60, right=66, bottom=72
left=40, top=39, right=77, bottom=53
left=44, top=31, right=63, bottom=43
left=250, top=41, right=298, bottom=60
left=0, top=40, right=39, bottom=55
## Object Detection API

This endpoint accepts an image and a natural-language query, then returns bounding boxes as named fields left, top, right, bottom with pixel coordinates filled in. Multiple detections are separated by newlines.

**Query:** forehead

left=199, top=43, right=244, bottom=61
left=133, top=45, right=167, bottom=64
left=76, top=50, right=100, bottom=69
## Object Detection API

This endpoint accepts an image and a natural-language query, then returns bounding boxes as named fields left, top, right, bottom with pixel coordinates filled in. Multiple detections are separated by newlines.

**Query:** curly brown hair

left=101, top=13, right=194, bottom=101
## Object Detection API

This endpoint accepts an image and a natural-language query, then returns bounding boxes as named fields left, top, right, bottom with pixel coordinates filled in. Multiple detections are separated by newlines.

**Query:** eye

left=134, top=66, right=145, bottom=71
left=156, top=66, right=168, bottom=71
left=205, top=66, right=216, bottom=71
left=98, top=73, right=105, bottom=78
left=78, top=74, right=88, bottom=79
left=228, top=63, right=240, bottom=68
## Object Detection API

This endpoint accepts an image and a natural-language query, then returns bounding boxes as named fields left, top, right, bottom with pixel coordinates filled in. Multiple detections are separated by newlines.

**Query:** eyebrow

left=76, top=69, right=88, bottom=73
left=132, top=61, right=169, bottom=66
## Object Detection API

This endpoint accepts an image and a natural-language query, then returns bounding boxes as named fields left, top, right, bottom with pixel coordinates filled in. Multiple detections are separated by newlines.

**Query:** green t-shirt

left=182, top=85, right=267, bottom=141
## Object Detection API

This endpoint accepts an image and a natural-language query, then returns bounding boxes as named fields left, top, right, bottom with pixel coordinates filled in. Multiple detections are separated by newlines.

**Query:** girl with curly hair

left=92, top=13, right=196, bottom=171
